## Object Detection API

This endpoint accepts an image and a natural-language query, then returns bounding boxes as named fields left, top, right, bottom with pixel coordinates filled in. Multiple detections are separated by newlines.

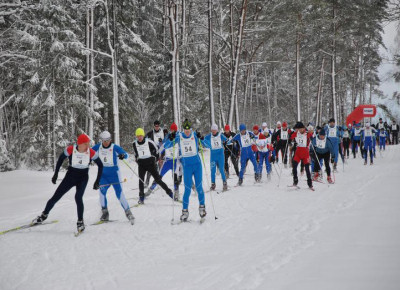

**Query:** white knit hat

left=211, top=124, right=218, bottom=131
left=262, top=122, right=268, bottom=128
left=99, top=131, right=112, bottom=141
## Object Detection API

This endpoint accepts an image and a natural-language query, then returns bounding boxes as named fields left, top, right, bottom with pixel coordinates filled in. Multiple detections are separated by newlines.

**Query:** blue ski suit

left=92, top=143, right=129, bottom=211
left=378, top=130, right=387, bottom=150
left=228, top=131, right=258, bottom=179
left=202, top=132, right=227, bottom=184
left=165, top=131, right=205, bottom=210
left=361, top=127, right=376, bottom=163
left=324, top=125, right=341, bottom=163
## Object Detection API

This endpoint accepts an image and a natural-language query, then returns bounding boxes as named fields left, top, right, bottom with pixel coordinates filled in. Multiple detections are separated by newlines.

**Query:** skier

left=227, top=123, right=259, bottom=186
left=311, top=129, right=336, bottom=184
left=378, top=128, right=387, bottom=151
left=342, top=125, right=351, bottom=159
left=274, top=121, right=282, bottom=134
left=251, top=125, right=261, bottom=162
left=290, top=122, right=314, bottom=189
left=165, top=119, right=206, bottom=221
left=391, top=120, right=399, bottom=145
left=272, top=121, right=292, bottom=167
left=92, top=131, right=134, bottom=223
left=147, top=123, right=181, bottom=200
left=32, top=134, right=103, bottom=233
left=132, top=128, right=174, bottom=204
left=144, top=120, right=165, bottom=187
left=256, top=128, right=275, bottom=181
left=324, top=118, right=341, bottom=171
left=351, top=123, right=362, bottom=158
left=201, top=124, right=228, bottom=191
left=361, top=122, right=376, bottom=165
left=223, top=124, right=240, bottom=178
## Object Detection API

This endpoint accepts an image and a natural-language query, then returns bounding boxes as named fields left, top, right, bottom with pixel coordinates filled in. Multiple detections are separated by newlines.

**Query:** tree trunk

left=296, top=30, right=301, bottom=121
left=208, top=0, right=215, bottom=125
left=316, top=58, right=325, bottom=125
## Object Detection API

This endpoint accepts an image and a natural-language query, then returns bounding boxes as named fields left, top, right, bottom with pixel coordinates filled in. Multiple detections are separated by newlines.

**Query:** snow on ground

left=1, top=146, right=400, bottom=290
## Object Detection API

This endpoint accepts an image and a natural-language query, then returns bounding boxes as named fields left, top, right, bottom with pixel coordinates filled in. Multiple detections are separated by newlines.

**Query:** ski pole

left=199, top=139, right=218, bottom=220
left=277, top=140, right=289, bottom=188
left=171, top=138, right=176, bottom=223
left=122, top=159, right=147, bottom=184
left=99, top=178, right=127, bottom=188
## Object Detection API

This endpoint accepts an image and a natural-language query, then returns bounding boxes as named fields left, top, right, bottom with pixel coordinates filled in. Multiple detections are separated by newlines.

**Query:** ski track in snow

left=1, top=146, right=399, bottom=290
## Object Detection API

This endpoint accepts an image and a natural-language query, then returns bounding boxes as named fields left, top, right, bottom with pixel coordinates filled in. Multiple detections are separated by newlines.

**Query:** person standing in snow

left=223, top=124, right=240, bottom=178
left=251, top=125, right=261, bottom=163
left=256, top=128, right=275, bottom=181
left=132, top=128, right=174, bottom=204
left=378, top=128, right=387, bottom=151
left=272, top=121, right=292, bottom=167
left=165, top=119, right=206, bottom=222
left=144, top=120, right=166, bottom=188
left=324, top=118, right=341, bottom=171
left=361, top=122, right=376, bottom=165
left=201, top=124, right=228, bottom=191
left=32, top=134, right=103, bottom=233
left=227, top=124, right=259, bottom=186
left=146, top=123, right=181, bottom=200
left=351, top=123, right=362, bottom=158
left=390, top=120, right=399, bottom=145
left=342, top=125, right=351, bottom=159
left=290, top=122, right=314, bottom=189
left=92, top=131, right=134, bottom=224
left=310, top=129, right=336, bottom=184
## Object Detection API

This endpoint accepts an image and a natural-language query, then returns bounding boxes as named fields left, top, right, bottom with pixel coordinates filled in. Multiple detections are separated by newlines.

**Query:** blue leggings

left=182, top=163, right=205, bottom=210
left=240, top=148, right=258, bottom=179
left=364, top=142, right=374, bottom=162
left=210, top=152, right=226, bottom=183
left=258, top=152, right=271, bottom=174
left=379, top=137, right=386, bottom=150
left=99, top=171, right=129, bottom=211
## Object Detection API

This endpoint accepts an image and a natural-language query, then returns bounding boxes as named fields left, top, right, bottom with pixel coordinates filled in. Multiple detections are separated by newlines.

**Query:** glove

left=330, top=157, right=334, bottom=164
left=169, top=132, right=176, bottom=141
left=51, top=173, right=58, bottom=184
left=93, top=179, right=100, bottom=190
left=158, top=138, right=163, bottom=144
left=270, top=155, right=275, bottom=163
left=118, top=153, right=125, bottom=160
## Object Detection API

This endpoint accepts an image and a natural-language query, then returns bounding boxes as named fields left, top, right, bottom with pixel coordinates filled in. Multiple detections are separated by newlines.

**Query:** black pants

left=292, top=161, right=312, bottom=187
left=352, top=140, right=361, bottom=158
left=276, top=141, right=289, bottom=164
left=139, top=159, right=171, bottom=199
left=392, top=132, right=398, bottom=144
left=145, top=161, right=160, bottom=186
left=224, top=149, right=239, bottom=176
left=343, top=138, right=350, bottom=157
left=44, top=170, right=88, bottom=221
left=312, top=151, right=331, bottom=177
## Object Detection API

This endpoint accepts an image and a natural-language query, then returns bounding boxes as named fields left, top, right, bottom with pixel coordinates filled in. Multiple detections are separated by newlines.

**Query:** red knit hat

left=77, top=134, right=90, bottom=145
left=170, top=123, right=178, bottom=131
left=282, top=122, right=288, bottom=128
left=224, top=124, right=230, bottom=131
left=253, top=125, right=259, bottom=131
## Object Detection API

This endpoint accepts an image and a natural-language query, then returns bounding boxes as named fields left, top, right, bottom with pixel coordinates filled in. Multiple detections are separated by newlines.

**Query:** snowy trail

left=1, top=146, right=400, bottom=290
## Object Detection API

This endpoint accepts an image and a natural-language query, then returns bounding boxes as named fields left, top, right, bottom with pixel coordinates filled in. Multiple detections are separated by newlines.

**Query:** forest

left=0, top=0, right=399, bottom=170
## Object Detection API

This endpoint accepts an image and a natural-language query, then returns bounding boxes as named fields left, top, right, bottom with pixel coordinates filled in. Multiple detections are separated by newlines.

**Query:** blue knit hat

left=239, top=124, right=246, bottom=131
left=319, top=129, right=326, bottom=136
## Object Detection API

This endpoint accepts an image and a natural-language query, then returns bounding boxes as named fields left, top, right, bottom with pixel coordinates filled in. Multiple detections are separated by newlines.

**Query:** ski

left=91, top=220, right=117, bottom=226
left=199, top=217, right=206, bottom=224
left=287, top=185, right=300, bottom=189
left=0, top=220, right=59, bottom=236
left=74, top=230, right=84, bottom=237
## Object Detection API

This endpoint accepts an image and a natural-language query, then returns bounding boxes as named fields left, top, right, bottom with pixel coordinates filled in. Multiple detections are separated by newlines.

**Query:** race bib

left=328, top=127, right=337, bottom=138
left=211, top=134, right=223, bottom=150
left=71, top=146, right=90, bottom=169
left=136, top=139, right=152, bottom=159
left=240, top=133, right=251, bottom=147
left=99, top=144, right=115, bottom=167
left=153, top=130, right=164, bottom=147
left=364, top=129, right=372, bottom=137
left=296, top=133, right=307, bottom=148
left=181, top=134, right=197, bottom=157
left=316, top=138, right=326, bottom=149
left=281, top=130, right=288, bottom=140
left=354, top=128, right=361, bottom=137
left=392, top=125, right=397, bottom=130
left=343, top=131, right=349, bottom=138
left=378, top=123, right=384, bottom=129
left=165, top=143, right=179, bottom=159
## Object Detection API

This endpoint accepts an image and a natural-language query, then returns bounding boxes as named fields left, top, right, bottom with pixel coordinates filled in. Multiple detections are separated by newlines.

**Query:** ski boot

left=125, top=209, right=135, bottom=225
left=31, top=212, right=48, bottom=225
left=210, top=183, right=216, bottom=191
left=237, top=178, right=243, bottom=186
left=333, top=163, right=337, bottom=172
left=327, top=176, right=334, bottom=184
left=225, top=171, right=230, bottom=179
left=370, top=161, right=373, bottom=165
left=199, top=205, right=207, bottom=218
left=222, top=181, right=228, bottom=192
left=267, top=173, right=271, bottom=181
left=284, top=163, right=288, bottom=169
left=77, top=220, right=85, bottom=233
left=312, top=172, right=319, bottom=181
left=138, top=195, right=145, bottom=205
left=100, top=208, right=109, bottom=221
left=293, top=176, right=299, bottom=186
left=364, top=160, right=367, bottom=165
left=180, top=209, right=189, bottom=222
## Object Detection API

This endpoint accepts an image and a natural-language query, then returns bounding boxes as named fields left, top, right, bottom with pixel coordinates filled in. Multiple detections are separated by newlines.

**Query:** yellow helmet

left=135, top=128, right=145, bottom=137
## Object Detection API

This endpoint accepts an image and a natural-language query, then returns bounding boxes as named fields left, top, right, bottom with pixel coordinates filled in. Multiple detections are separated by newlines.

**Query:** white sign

left=363, top=108, right=374, bottom=115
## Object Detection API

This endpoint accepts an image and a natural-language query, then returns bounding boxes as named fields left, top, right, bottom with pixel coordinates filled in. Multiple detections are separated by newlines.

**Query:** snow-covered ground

left=1, top=146, right=400, bottom=290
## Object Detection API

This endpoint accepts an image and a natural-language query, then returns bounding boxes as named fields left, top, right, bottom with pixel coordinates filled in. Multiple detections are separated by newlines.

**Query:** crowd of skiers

left=31, top=117, right=399, bottom=233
